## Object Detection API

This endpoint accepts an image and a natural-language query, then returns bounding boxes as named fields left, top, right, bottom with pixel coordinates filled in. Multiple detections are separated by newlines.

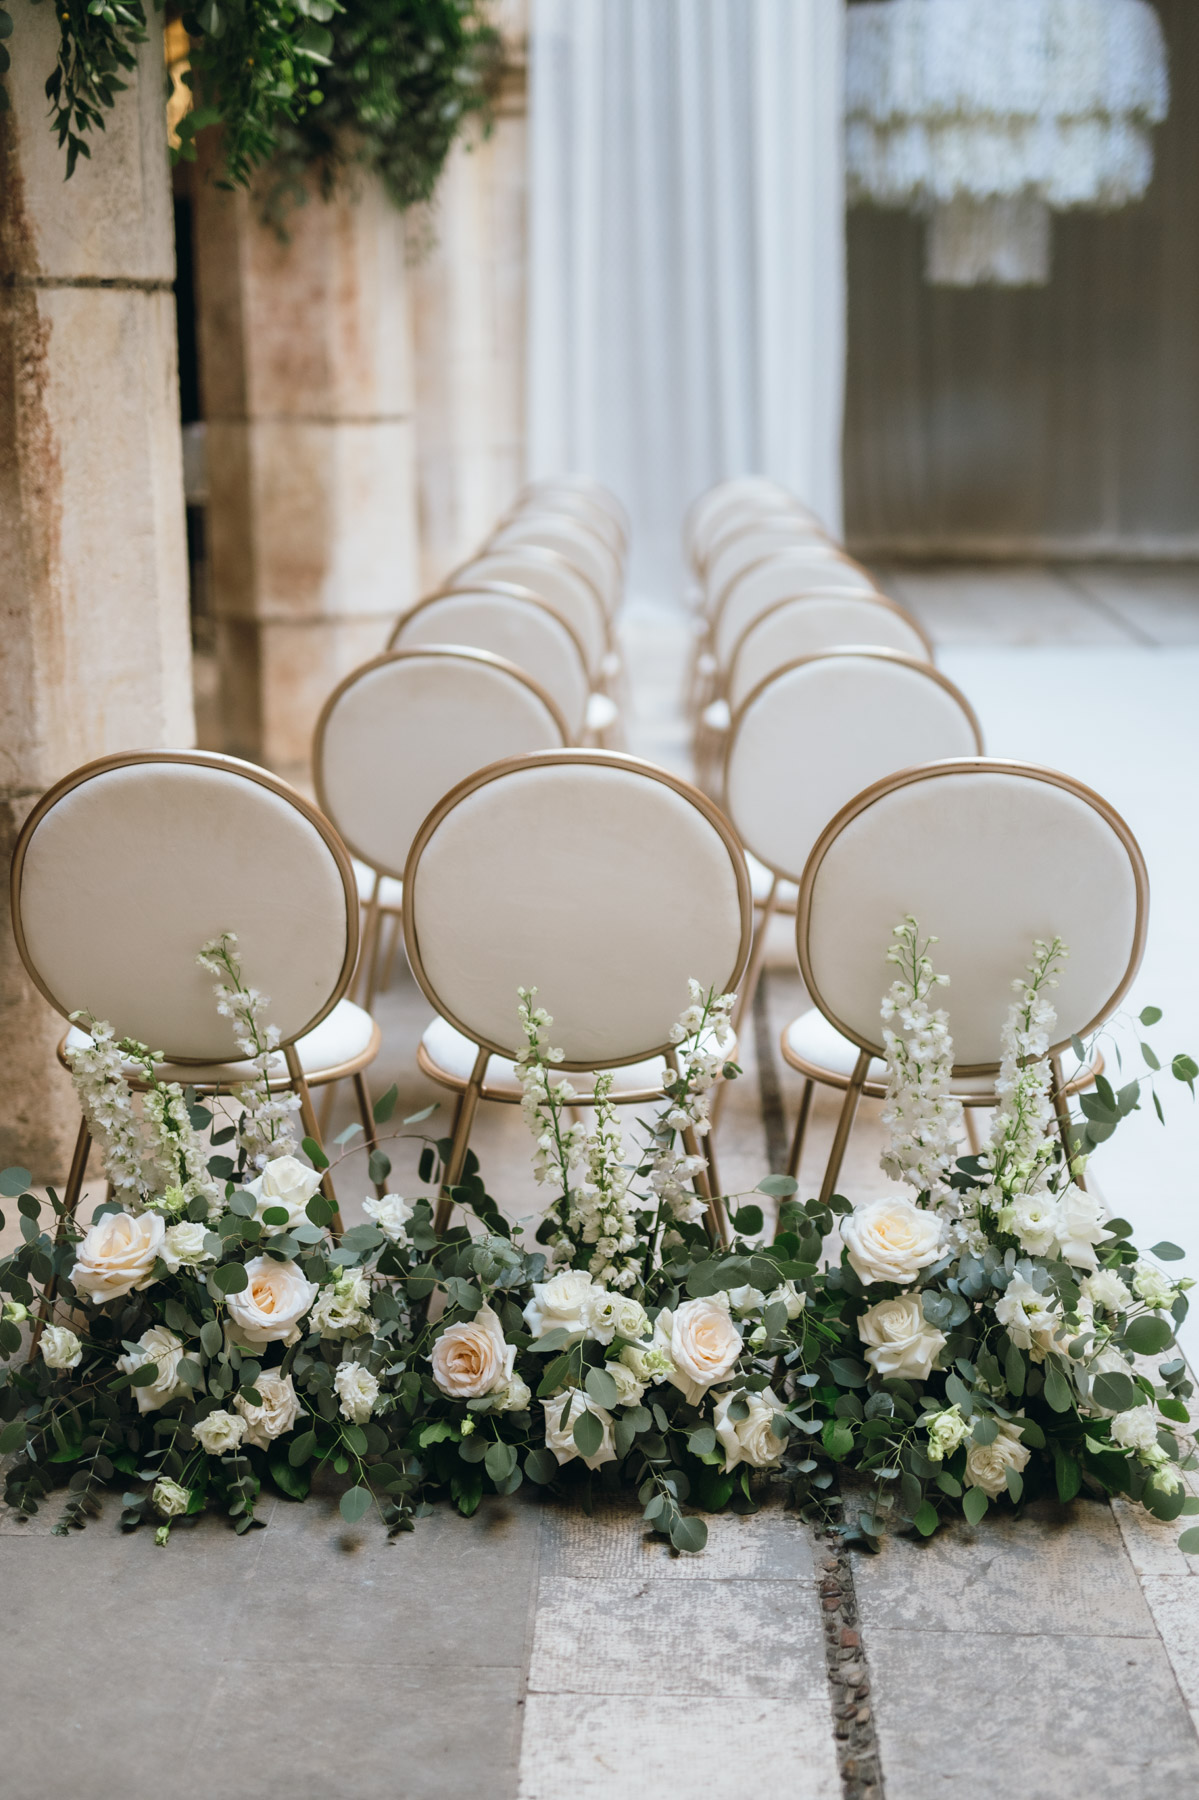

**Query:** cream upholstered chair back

left=403, top=751, right=751, bottom=1067
left=798, top=760, right=1148, bottom=1073
left=714, top=552, right=881, bottom=669
left=11, top=752, right=357, bottom=1064
left=705, top=525, right=841, bottom=614
left=512, top=487, right=627, bottom=561
left=314, top=648, right=569, bottom=885
left=726, top=653, right=982, bottom=886
left=727, top=595, right=933, bottom=710
left=491, top=513, right=622, bottom=615
left=448, top=546, right=608, bottom=675
left=520, top=475, right=629, bottom=544
left=687, top=479, right=818, bottom=571
left=388, top=585, right=591, bottom=740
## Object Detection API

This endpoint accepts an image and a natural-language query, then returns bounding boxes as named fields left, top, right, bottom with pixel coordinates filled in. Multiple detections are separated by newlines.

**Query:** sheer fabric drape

left=527, top=0, right=846, bottom=598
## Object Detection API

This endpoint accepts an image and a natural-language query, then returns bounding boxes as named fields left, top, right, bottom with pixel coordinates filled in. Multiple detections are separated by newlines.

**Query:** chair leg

left=818, top=1052, right=870, bottom=1207
left=1049, top=1053, right=1085, bottom=1189
left=352, top=1070, right=388, bottom=1198
left=700, top=1126, right=723, bottom=1216
left=434, top=1046, right=490, bottom=1234
left=964, top=1106, right=981, bottom=1154
left=285, top=1044, right=343, bottom=1237
left=27, top=1116, right=91, bottom=1363
left=786, top=1080, right=814, bottom=1180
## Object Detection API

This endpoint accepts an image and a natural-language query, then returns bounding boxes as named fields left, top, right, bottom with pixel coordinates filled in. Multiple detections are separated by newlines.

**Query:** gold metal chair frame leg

left=786, top=1079, right=815, bottom=1181
left=819, top=1049, right=871, bottom=1206
left=434, top=1045, right=491, bottom=1234
left=284, top=1042, right=344, bottom=1235
left=1049, top=1052, right=1086, bottom=1190
left=26, top=1116, right=92, bottom=1363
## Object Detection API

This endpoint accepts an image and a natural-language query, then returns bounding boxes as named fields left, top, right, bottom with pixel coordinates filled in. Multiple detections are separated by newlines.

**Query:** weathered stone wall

left=0, top=4, right=193, bottom=1177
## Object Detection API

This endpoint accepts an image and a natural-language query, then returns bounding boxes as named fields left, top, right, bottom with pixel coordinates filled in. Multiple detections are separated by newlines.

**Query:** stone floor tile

left=867, top=1627, right=1199, bottom=1796
left=527, top=1575, right=820, bottom=1697
left=1111, top=1492, right=1199, bottom=1578
left=537, top=1497, right=816, bottom=1581
left=1068, top=564, right=1199, bottom=646
left=1140, top=1575, right=1199, bottom=1725
left=517, top=1693, right=841, bottom=1800
left=882, top=565, right=1135, bottom=646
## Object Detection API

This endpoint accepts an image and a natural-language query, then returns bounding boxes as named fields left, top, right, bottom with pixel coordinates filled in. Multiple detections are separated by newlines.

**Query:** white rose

left=226, top=1257, right=318, bottom=1347
left=234, top=1371, right=302, bottom=1447
left=152, top=1477, right=190, bottom=1518
left=334, top=1361, right=379, bottom=1423
left=1111, top=1405, right=1161, bottom=1455
left=245, top=1154, right=324, bottom=1229
left=727, top=1285, right=766, bottom=1316
left=713, top=1386, right=786, bottom=1472
left=1053, top=1189, right=1108, bottom=1271
left=1133, top=1264, right=1177, bottom=1310
left=767, top=1281, right=806, bottom=1320
left=857, top=1293, right=946, bottom=1380
left=995, top=1274, right=1061, bottom=1362
left=997, top=1192, right=1059, bottom=1258
left=362, top=1194, right=415, bottom=1242
left=541, top=1390, right=617, bottom=1471
left=605, top=1361, right=647, bottom=1407
left=1081, top=1269, right=1132, bottom=1314
left=40, top=1325, right=83, bottom=1370
left=498, top=1374, right=533, bottom=1412
left=964, top=1420, right=1030, bottom=1498
left=116, top=1325, right=188, bottom=1413
left=193, top=1408, right=248, bottom=1455
left=841, top=1196, right=943, bottom=1286
left=310, top=1268, right=371, bottom=1339
left=430, top=1305, right=516, bottom=1399
left=667, top=1294, right=743, bottom=1405
left=585, top=1289, right=649, bottom=1346
left=70, top=1210, right=165, bottom=1304
left=524, top=1270, right=597, bottom=1341
left=161, top=1221, right=213, bottom=1273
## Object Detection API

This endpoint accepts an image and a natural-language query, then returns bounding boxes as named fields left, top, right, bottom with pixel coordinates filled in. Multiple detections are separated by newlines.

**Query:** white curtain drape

left=527, top=0, right=846, bottom=599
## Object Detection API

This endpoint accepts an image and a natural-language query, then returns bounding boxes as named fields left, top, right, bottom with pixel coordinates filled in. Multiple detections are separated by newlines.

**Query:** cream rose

left=498, top=1374, right=533, bottom=1412
left=70, top=1210, right=165, bottom=1304
left=116, top=1325, right=188, bottom=1413
left=857, top=1293, right=946, bottom=1380
left=192, top=1409, right=247, bottom=1455
left=161, top=1221, right=213, bottom=1273
left=226, top=1256, right=318, bottom=1347
left=334, top=1361, right=379, bottom=1423
left=713, top=1386, right=787, bottom=1472
left=841, top=1196, right=943, bottom=1286
left=963, top=1420, right=1030, bottom=1498
left=666, top=1294, right=743, bottom=1405
left=40, top=1325, right=83, bottom=1370
left=585, top=1290, right=649, bottom=1346
left=524, top=1269, right=597, bottom=1340
left=245, top=1154, right=324, bottom=1229
left=541, top=1391, right=617, bottom=1470
left=430, top=1305, right=516, bottom=1400
left=234, top=1371, right=302, bottom=1447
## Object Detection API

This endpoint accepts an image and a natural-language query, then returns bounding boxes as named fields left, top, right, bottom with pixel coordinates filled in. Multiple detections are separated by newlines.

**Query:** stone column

left=409, top=9, right=529, bottom=591
left=0, top=5, right=193, bottom=1178
left=193, top=158, right=417, bottom=780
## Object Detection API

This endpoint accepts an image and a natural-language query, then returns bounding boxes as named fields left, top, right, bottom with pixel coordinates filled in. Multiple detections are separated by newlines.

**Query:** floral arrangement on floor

left=0, top=925, right=1195, bottom=1557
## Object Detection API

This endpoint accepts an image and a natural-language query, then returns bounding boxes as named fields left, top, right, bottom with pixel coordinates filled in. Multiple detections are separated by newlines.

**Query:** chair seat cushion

left=65, top=998, right=377, bottom=1086
left=353, top=857, right=404, bottom=911
left=420, top=1014, right=733, bottom=1102
left=781, top=1008, right=1094, bottom=1099
left=746, top=850, right=799, bottom=911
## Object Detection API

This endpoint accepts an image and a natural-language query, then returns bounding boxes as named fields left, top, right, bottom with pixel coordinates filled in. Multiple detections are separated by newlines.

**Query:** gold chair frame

left=788, top=757, right=1149, bottom=1204
left=443, top=543, right=616, bottom=677
left=400, top=749, right=753, bottom=1244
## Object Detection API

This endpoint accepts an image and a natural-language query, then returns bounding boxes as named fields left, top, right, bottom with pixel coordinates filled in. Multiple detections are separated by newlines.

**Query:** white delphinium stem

left=575, top=1073, right=641, bottom=1291
left=65, top=1017, right=149, bottom=1199
left=879, top=918, right=964, bottom=1204
left=197, top=933, right=299, bottom=1169
left=983, top=937, right=1065, bottom=1208
left=515, top=988, right=589, bottom=1262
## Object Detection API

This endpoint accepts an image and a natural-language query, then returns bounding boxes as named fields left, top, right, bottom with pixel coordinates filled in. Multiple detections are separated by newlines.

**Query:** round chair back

left=520, top=475, right=629, bottom=542
left=11, top=751, right=357, bottom=1063
left=490, top=513, right=622, bottom=615
left=513, top=486, right=626, bottom=560
left=726, top=653, right=982, bottom=886
left=714, top=551, right=881, bottom=669
left=389, top=585, right=591, bottom=740
left=797, top=760, right=1148, bottom=1072
left=448, top=546, right=607, bottom=675
left=687, top=478, right=817, bottom=569
left=315, top=648, right=569, bottom=885
left=403, top=751, right=751, bottom=1066
left=705, top=523, right=841, bottom=612
left=728, top=593, right=933, bottom=710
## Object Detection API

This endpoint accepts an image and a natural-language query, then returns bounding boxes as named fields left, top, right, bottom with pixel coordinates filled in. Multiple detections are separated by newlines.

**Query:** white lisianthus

left=1053, top=1189, right=1109, bottom=1271
left=997, top=1192, right=1058, bottom=1258
left=841, top=1196, right=943, bottom=1286
left=430, top=1305, right=515, bottom=1400
left=2, top=1300, right=29, bottom=1324
left=727, top=1285, right=766, bottom=1317
left=116, top=1325, right=188, bottom=1413
left=40, top=1325, right=83, bottom=1370
left=362, top=1193, right=415, bottom=1243
left=523, top=1269, right=597, bottom=1341
left=152, top=1477, right=190, bottom=1519
left=245, top=1154, right=323, bottom=1229
left=1147, top=1461, right=1184, bottom=1496
left=925, top=1404, right=969, bottom=1461
left=713, top=1386, right=786, bottom=1472
left=193, top=1409, right=248, bottom=1455
left=234, top=1371, right=302, bottom=1447
left=334, top=1361, right=379, bottom=1423
left=666, top=1294, right=743, bottom=1405
left=1081, top=1268, right=1133, bottom=1314
left=857, top=1293, right=946, bottom=1380
left=620, top=1337, right=674, bottom=1385
left=161, top=1221, right=213, bottom=1273
left=963, top=1420, right=1030, bottom=1498
left=70, top=1210, right=165, bottom=1304
left=1111, top=1405, right=1161, bottom=1454
left=767, top=1281, right=806, bottom=1320
left=497, top=1374, right=533, bottom=1413
left=310, top=1268, right=371, bottom=1339
left=605, top=1361, right=647, bottom=1407
left=585, top=1289, right=649, bottom=1346
left=995, top=1274, right=1061, bottom=1362
left=1133, top=1264, right=1177, bottom=1310
left=541, top=1390, right=617, bottom=1470
left=226, top=1257, right=318, bottom=1347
